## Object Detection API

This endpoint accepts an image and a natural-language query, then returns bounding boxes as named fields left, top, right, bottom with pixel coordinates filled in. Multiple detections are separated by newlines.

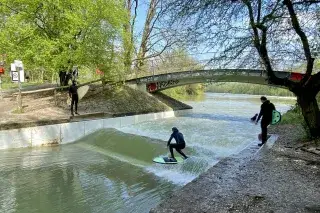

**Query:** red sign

left=0, top=67, right=4, bottom=74
left=96, top=68, right=104, bottom=75
left=290, top=72, right=304, bottom=81
left=147, top=83, right=157, bottom=92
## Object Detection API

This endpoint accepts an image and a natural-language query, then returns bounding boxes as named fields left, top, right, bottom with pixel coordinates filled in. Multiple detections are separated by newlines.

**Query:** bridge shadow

left=179, top=113, right=253, bottom=123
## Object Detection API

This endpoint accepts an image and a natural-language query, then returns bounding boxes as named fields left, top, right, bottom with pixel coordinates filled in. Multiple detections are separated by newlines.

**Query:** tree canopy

left=0, top=0, right=127, bottom=80
left=163, top=0, right=320, bottom=137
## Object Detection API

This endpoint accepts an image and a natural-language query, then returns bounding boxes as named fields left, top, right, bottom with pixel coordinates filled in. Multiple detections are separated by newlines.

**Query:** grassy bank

left=278, top=95, right=320, bottom=140
left=0, top=81, right=43, bottom=90
left=280, top=104, right=304, bottom=125
left=162, top=84, right=205, bottom=100
left=205, top=82, right=294, bottom=97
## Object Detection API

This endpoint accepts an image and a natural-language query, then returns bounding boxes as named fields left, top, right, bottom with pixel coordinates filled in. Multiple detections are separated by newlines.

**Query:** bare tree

left=164, top=0, right=320, bottom=137
left=124, top=0, right=177, bottom=77
left=136, top=0, right=160, bottom=69
left=123, top=0, right=138, bottom=73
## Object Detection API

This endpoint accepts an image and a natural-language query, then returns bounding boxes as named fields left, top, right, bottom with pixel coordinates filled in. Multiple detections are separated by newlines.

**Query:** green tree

left=0, top=0, right=127, bottom=82
left=164, top=0, right=320, bottom=137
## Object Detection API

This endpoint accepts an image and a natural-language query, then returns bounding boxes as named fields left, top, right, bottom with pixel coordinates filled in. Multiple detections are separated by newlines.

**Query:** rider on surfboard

left=167, top=127, right=188, bottom=161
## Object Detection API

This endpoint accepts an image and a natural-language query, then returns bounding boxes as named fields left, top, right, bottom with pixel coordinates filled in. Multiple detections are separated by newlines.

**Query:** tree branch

left=131, top=0, right=138, bottom=42
left=243, top=0, right=295, bottom=88
left=283, top=0, right=314, bottom=85
left=242, top=0, right=261, bottom=48
left=132, top=40, right=178, bottom=62
left=260, top=0, right=282, bottom=25
left=0, top=3, right=20, bottom=14
left=257, top=0, right=262, bottom=23
left=292, top=0, right=320, bottom=5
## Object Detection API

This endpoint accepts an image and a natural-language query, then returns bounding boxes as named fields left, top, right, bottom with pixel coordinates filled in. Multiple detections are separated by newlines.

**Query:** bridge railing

left=127, top=68, right=293, bottom=84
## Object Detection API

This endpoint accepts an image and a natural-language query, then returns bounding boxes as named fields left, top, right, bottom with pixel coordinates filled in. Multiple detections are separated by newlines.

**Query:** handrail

left=12, top=78, right=109, bottom=95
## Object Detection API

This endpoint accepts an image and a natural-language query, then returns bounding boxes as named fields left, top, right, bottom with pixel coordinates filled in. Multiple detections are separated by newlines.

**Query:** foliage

left=163, top=0, right=320, bottom=137
left=163, top=84, right=204, bottom=99
left=280, top=102, right=314, bottom=138
left=0, top=0, right=127, bottom=82
left=281, top=103, right=304, bottom=125
left=205, top=82, right=294, bottom=97
left=281, top=93, right=320, bottom=138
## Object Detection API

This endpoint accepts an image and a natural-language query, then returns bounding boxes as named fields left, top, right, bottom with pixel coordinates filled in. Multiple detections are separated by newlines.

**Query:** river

left=0, top=93, right=295, bottom=213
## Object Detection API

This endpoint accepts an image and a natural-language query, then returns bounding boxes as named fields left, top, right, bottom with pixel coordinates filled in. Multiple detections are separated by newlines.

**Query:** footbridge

left=126, top=69, right=303, bottom=93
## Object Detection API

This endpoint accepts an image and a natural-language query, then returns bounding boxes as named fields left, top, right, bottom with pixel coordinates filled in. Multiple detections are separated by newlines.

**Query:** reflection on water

left=0, top=140, right=176, bottom=213
left=0, top=93, right=295, bottom=213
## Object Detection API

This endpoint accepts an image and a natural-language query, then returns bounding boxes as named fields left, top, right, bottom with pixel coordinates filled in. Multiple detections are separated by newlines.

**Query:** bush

left=281, top=103, right=304, bottom=125
left=163, top=84, right=204, bottom=98
left=280, top=103, right=315, bottom=139
left=205, top=82, right=294, bottom=96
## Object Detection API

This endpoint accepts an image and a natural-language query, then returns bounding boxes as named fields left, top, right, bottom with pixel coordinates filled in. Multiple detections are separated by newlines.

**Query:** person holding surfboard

left=69, top=80, right=79, bottom=116
left=255, top=96, right=275, bottom=146
left=167, top=127, right=188, bottom=161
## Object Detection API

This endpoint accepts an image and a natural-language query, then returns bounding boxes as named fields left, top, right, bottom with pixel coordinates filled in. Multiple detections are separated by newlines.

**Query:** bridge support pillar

left=127, top=83, right=147, bottom=92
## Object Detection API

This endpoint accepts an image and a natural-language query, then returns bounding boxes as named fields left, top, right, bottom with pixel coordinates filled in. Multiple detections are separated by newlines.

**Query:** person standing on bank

left=69, top=80, right=79, bottom=116
left=255, top=96, right=275, bottom=146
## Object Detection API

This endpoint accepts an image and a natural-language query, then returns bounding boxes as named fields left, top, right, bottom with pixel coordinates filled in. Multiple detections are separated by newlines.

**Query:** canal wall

left=0, top=110, right=190, bottom=150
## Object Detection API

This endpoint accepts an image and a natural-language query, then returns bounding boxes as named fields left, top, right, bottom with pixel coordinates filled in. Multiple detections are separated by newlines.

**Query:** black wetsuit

left=167, top=131, right=187, bottom=159
left=59, top=70, right=67, bottom=86
left=256, top=100, right=275, bottom=143
left=69, top=84, right=78, bottom=115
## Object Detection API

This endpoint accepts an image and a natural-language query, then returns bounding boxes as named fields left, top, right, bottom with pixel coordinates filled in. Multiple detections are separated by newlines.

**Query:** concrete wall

left=0, top=110, right=191, bottom=150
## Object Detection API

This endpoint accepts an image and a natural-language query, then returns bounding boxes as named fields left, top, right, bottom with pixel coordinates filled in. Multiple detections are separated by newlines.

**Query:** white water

left=118, top=93, right=295, bottom=185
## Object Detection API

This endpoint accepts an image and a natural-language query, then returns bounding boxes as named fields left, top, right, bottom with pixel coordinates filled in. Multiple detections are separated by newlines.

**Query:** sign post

left=0, top=66, right=3, bottom=90
left=0, top=67, right=3, bottom=91
left=0, top=71, right=2, bottom=100
left=13, top=60, right=24, bottom=113
left=0, top=54, right=5, bottom=99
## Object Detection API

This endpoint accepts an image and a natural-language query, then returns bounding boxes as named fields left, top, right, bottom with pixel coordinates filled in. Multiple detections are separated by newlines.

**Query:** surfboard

left=153, top=156, right=184, bottom=164
left=67, top=85, right=90, bottom=106
left=271, top=110, right=281, bottom=125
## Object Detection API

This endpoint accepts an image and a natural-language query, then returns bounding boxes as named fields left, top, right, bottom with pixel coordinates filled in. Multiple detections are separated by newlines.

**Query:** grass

left=0, top=82, right=43, bottom=90
left=162, top=84, right=205, bottom=100
left=280, top=104, right=304, bottom=125
left=205, top=82, right=294, bottom=97
left=11, top=108, right=24, bottom=114
left=279, top=96, right=320, bottom=139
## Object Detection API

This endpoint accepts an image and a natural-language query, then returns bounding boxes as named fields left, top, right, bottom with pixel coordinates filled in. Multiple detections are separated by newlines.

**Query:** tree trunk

left=123, top=0, right=135, bottom=74
left=136, top=0, right=158, bottom=69
left=40, top=68, right=44, bottom=83
left=297, top=95, right=320, bottom=137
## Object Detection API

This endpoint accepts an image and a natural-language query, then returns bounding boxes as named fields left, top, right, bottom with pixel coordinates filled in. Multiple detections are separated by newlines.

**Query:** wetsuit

left=167, top=131, right=188, bottom=159
left=59, top=70, right=67, bottom=86
left=69, top=84, right=78, bottom=115
left=256, top=100, right=275, bottom=143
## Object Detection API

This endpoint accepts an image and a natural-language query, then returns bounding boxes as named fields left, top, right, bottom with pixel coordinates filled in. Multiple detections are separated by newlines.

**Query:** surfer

left=255, top=96, right=275, bottom=146
left=69, top=80, right=79, bottom=116
left=167, top=127, right=188, bottom=161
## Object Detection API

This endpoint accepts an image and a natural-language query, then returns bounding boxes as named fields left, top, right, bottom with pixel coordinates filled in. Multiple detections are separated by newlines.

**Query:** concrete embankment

left=150, top=124, right=320, bottom=213
left=0, top=84, right=193, bottom=149
left=0, top=109, right=191, bottom=150
left=0, top=85, right=192, bottom=131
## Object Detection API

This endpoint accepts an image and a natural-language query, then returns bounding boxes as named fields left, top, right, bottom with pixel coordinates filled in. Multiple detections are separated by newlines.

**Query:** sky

left=129, top=0, right=318, bottom=72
